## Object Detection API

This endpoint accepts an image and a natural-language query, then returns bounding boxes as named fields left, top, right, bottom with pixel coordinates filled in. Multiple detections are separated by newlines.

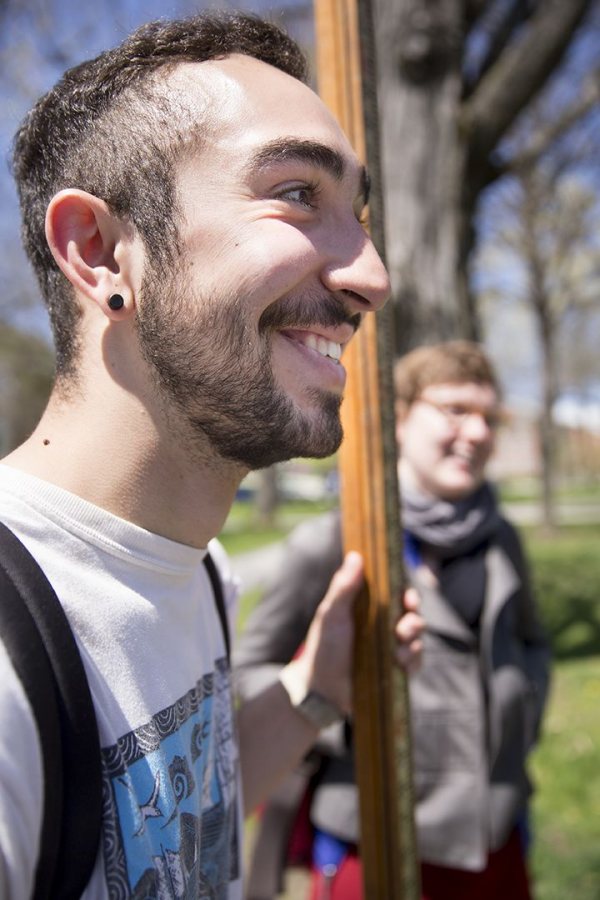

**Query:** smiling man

left=133, top=58, right=382, bottom=472
left=0, top=13, right=424, bottom=900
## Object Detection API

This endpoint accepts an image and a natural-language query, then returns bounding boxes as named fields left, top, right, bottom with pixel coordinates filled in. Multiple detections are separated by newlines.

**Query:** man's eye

left=275, top=183, right=319, bottom=209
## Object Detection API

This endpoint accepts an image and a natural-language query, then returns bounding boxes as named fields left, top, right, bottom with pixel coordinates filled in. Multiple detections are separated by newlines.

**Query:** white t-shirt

left=0, top=465, right=243, bottom=899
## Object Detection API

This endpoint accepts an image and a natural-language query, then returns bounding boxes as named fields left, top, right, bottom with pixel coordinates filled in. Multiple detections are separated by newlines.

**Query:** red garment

left=287, top=783, right=315, bottom=866
left=308, top=829, right=532, bottom=900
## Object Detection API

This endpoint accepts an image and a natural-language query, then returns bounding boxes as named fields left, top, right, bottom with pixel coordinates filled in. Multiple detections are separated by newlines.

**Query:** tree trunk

left=538, top=323, right=559, bottom=531
left=373, top=0, right=593, bottom=353
left=374, top=0, right=468, bottom=351
left=254, top=466, right=279, bottom=527
left=534, top=297, right=559, bottom=532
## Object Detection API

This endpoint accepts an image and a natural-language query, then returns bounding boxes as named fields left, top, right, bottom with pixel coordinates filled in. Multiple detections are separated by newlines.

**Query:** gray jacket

left=234, top=509, right=550, bottom=886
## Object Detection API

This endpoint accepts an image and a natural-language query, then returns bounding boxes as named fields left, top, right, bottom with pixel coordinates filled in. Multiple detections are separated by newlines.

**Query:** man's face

left=397, top=381, right=500, bottom=500
left=136, top=55, right=390, bottom=469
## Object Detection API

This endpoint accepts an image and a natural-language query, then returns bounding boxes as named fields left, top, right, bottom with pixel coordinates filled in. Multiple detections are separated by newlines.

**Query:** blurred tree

left=559, top=307, right=600, bottom=424
left=255, top=465, right=281, bottom=527
left=475, top=141, right=600, bottom=527
left=373, top=0, right=599, bottom=352
left=0, top=321, right=54, bottom=453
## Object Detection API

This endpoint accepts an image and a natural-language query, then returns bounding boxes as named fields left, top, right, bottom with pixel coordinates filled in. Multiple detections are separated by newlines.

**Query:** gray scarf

left=402, top=482, right=501, bottom=627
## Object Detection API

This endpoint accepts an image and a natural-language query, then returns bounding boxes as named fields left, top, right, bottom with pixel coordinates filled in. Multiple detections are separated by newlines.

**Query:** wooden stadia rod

left=314, top=0, right=420, bottom=897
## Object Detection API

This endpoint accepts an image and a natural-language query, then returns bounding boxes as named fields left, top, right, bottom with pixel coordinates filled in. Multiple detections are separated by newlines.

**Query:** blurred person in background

left=235, top=340, right=551, bottom=900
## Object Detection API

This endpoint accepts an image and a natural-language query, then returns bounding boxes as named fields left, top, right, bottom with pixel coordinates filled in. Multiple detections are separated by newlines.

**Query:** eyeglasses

left=417, top=397, right=505, bottom=431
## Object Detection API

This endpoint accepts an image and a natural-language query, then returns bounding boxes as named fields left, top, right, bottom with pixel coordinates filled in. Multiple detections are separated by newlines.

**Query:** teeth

left=302, top=334, right=341, bottom=362
left=327, top=341, right=342, bottom=361
left=316, top=336, right=329, bottom=357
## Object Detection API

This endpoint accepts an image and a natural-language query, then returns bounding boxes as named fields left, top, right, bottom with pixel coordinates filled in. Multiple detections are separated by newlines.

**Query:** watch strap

left=279, top=664, right=343, bottom=729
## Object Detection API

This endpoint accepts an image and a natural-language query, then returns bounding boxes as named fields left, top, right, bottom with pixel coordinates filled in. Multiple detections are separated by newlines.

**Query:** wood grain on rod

left=314, top=0, right=420, bottom=896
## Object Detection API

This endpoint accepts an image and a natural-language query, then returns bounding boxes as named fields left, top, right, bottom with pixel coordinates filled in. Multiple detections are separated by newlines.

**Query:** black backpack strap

left=203, top=551, right=231, bottom=662
left=0, top=523, right=102, bottom=899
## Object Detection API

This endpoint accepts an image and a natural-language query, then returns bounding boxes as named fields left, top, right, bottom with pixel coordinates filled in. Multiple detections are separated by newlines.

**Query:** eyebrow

left=248, top=138, right=371, bottom=206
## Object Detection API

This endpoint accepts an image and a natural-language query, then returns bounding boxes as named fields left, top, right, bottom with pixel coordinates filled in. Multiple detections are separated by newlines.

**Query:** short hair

left=12, top=12, right=308, bottom=378
left=393, top=340, right=501, bottom=407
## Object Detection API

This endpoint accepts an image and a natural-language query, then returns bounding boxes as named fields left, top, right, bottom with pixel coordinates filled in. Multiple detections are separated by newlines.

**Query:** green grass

left=530, top=656, right=600, bottom=900
left=486, top=523, right=600, bottom=897
left=219, top=527, right=286, bottom=557
left=498, top=477, right=600, bottom=505
left=224, top=497, right=335, bottom=528
left=522, top=523, right=600, bottom=659
left=219, top=498, right=335, bottom=556
left=521, top=524, right=600, bottom=898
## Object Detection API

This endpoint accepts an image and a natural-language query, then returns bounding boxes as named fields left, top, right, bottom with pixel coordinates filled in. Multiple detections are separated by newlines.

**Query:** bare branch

left=464, top=0, right=492, bottom=29
left=461, top=0, right=594, bottom=163
left=496, top=68, right=600, bottom=177
left=465, top=0, right=539, bottom=97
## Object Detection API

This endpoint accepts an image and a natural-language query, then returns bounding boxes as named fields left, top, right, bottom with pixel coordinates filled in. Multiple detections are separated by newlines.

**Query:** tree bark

left=536, top=309, right=559, bottom=532
left=526, top=219, right=559, bottom=530
left=374, top=0, right=467, bottom=351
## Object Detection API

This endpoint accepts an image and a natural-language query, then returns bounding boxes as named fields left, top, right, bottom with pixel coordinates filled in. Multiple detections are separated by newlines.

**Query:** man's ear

left=45, top=189, right=136, bottom=319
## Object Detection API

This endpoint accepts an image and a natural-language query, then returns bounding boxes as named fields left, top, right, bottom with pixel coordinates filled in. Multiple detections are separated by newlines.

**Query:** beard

left=136, top=267, right=359, bottom=469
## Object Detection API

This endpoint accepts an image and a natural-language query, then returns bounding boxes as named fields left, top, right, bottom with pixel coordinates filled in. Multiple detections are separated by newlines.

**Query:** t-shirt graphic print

left=101, top=659, right=239, bottom=899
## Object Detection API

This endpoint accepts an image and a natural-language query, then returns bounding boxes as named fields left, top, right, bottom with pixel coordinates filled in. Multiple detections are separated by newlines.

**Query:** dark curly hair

left=12, top=12, right=308, bottom=378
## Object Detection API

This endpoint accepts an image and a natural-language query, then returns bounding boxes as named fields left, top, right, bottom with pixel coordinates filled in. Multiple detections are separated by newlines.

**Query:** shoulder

left=284, top=509, right=343, bottom=564
left=492, top=513, right=539, bottom=609
left=495, top=515, right=526, bottom=563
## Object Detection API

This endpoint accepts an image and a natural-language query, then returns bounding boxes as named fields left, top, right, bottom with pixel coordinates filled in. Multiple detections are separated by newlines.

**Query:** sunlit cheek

left=182, top=222, right=240, bottom=259
left=247, top=223, right=319, bottom=281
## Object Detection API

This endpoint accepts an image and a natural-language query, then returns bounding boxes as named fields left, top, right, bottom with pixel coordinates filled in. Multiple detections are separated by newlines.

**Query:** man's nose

left=320, top=227, right=391, bottom=313
left=462, top=412, right=494, bottom=442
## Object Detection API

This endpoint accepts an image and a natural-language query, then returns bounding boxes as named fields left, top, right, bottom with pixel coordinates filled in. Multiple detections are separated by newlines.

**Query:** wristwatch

left=279, top=665, right=343, bottom=730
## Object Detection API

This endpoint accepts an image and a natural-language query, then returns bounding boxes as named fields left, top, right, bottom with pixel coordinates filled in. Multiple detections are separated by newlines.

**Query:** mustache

left=259, top=292, right=362, bottom=335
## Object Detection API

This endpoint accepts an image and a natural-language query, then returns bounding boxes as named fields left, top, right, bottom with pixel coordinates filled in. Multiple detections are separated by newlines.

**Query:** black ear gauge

left=108, top=293, right=125, bottom=311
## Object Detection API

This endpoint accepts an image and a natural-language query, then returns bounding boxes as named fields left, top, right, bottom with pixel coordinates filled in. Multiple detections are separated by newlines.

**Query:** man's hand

left=395, top=587, right=424, bottom=675
left=238, top=552, right=425, bottom=812
left=283, top=552, right=424, bottom=717
left=282, top=550, right=362, bottom=716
